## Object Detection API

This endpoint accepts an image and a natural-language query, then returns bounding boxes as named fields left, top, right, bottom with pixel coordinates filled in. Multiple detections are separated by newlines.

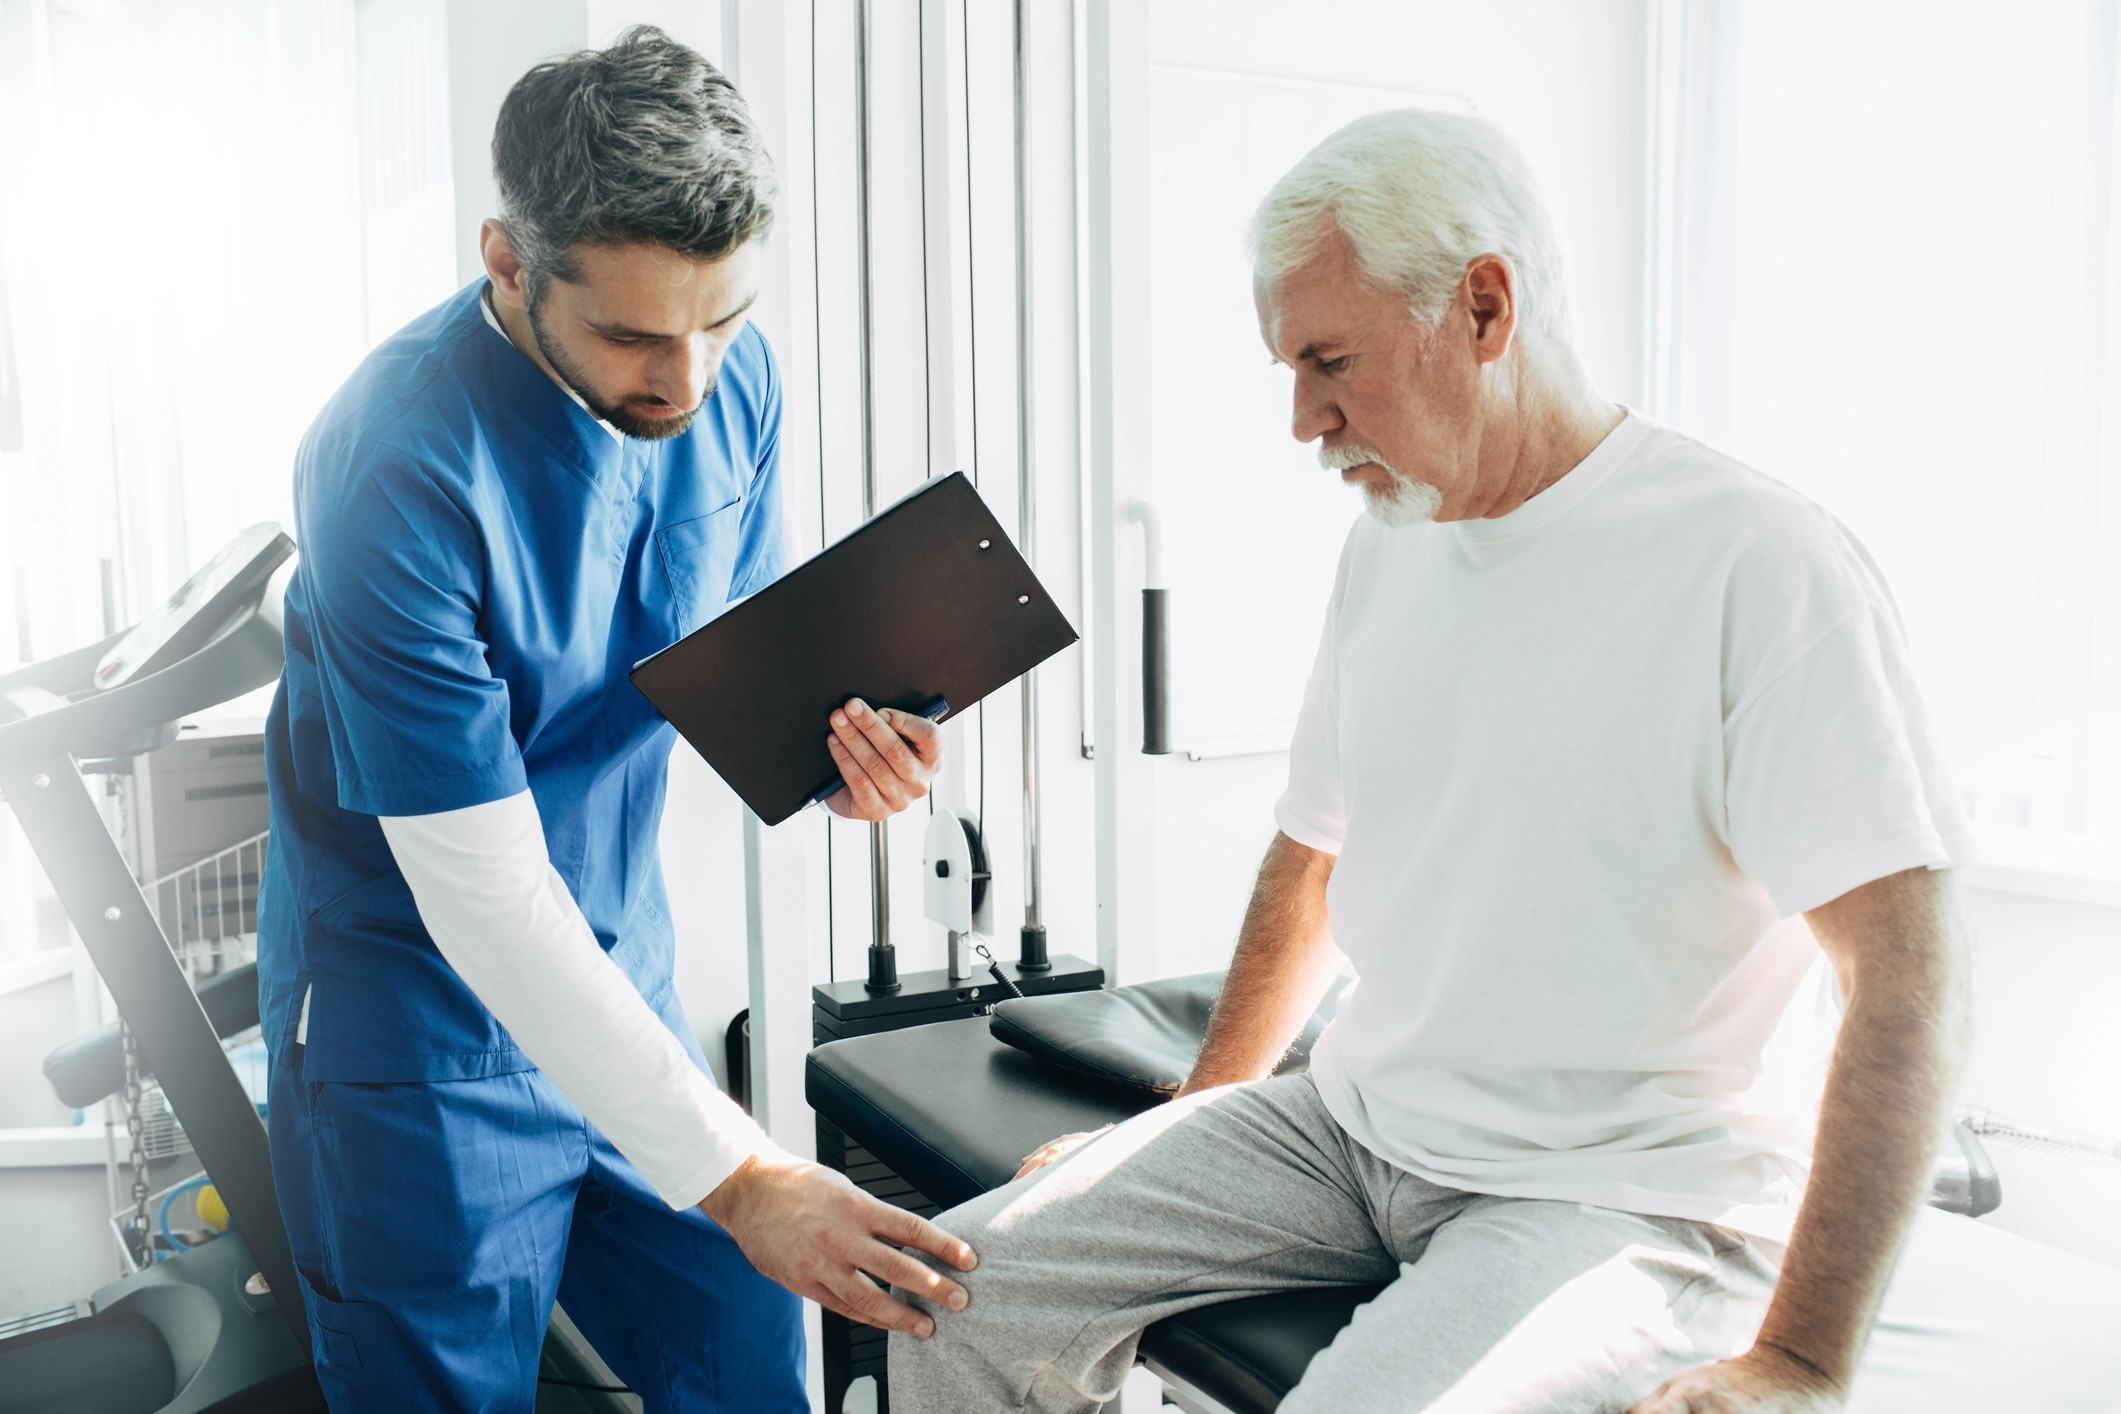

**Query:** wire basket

left=146, top=829, right=266, bottom=980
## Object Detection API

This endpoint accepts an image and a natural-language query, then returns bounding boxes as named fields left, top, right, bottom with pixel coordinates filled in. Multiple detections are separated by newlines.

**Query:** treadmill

left=0, top=526, right=631, bottom=1414
left=0, top=526, right=317, bottom=1413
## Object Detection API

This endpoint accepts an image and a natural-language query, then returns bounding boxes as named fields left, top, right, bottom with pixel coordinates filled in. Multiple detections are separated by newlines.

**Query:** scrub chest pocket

left=657, top=500, right=746, bottom=637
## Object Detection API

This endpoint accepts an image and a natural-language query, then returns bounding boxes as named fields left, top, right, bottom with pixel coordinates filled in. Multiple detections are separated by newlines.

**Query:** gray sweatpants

left=888, top=1074, right=1781, bottom=1413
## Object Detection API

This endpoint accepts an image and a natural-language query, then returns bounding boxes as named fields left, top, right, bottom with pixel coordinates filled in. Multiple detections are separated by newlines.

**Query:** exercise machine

left=807, top=975, right=2121, bottom=1414
left=810, top=810, right=1102, bottom=1410
left=0, top=525, right=321, bottom=1414
left=0, top=526, right=633, bottom=1414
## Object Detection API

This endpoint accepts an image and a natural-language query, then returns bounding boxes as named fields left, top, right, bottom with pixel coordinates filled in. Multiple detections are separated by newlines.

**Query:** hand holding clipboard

left=632, top=473, right=1079, bottom=825
left=814, top=694, right=943, bottom=820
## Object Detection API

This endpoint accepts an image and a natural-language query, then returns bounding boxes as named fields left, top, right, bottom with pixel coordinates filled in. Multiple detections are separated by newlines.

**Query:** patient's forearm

left=1181, top=832, right=1341, bottom=1097
left=1756, top=868, right=1970, bottom=1390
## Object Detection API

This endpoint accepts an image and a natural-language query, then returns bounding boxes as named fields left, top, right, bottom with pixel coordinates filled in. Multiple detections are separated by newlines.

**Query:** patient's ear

left=1463, top=254, right=1517, bottom=365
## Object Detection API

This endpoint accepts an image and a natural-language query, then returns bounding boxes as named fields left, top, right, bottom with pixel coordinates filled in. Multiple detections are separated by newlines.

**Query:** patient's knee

left=894, top=1188, right=1055, bottom=1347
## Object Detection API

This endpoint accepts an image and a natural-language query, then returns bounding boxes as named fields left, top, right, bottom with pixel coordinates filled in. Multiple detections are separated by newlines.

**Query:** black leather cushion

left=806, top=1017, right=1160, bottom=1209
left=806, top=1018, right=1373, bottom=1412
left=1140, top=1286, right=1383, bottom=1414
left=987, top=970, right=1342, bottom=1094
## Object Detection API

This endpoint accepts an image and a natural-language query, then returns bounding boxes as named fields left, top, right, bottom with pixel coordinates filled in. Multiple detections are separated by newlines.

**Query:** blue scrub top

left=258, top=281, right=785, bottom=1084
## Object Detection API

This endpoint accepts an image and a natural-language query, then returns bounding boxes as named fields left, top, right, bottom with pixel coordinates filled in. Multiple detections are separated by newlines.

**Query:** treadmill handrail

left=0, top=590, right=282, bottom=769
left=0, top=625, right=126, bottom=700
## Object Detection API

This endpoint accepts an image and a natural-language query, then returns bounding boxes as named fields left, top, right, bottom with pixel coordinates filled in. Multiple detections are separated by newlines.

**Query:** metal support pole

left=1013, top=0, right=1050, bottom=971
left=855, top=0, right=897, bottom=993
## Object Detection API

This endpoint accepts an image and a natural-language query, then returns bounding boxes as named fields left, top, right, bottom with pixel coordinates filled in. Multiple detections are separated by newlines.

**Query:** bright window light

left=0, top=0, right=455, bottom=659
left=1727, top=0, right=2121, bottom=871
left=0, top=0, right=456, bottom=967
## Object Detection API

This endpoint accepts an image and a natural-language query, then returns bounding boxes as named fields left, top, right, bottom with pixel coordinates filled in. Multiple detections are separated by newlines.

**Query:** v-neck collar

left=479, top=283, right=624, bottom=446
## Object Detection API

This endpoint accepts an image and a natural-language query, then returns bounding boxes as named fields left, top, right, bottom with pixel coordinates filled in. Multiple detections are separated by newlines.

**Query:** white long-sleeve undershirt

left=375, top=791, right=769, bottom=1209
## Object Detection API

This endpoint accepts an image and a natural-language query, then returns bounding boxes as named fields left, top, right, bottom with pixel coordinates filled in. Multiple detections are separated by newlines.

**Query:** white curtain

left=0, top=0, right=456, bottom=964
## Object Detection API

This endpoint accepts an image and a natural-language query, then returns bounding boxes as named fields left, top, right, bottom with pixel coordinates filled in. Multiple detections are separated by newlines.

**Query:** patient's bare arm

left=1178, top=832, right=1343, bottom=1097
left=1631, top=866, right=1972, bottom=1413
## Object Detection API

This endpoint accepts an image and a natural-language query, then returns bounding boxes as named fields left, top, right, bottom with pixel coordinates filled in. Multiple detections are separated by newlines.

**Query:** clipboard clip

left=808, top=696, right=951, bottom=808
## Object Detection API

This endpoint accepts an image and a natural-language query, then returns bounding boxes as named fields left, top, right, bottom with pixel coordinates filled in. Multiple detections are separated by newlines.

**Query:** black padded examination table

left=808, top=1018, right=2121, bottom=1413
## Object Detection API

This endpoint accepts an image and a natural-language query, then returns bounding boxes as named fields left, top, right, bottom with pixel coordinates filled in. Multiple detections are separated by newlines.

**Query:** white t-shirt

left=1278, top=412, right=1975, bottom=1241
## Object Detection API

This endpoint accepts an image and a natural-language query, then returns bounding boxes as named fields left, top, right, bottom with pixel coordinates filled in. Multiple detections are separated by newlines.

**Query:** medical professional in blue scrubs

left=256, top=28, right=976, bottom=1412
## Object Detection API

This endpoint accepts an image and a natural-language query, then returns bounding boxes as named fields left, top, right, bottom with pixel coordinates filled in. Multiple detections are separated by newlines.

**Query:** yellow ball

left=195, top=1183, right=229, bottom=1232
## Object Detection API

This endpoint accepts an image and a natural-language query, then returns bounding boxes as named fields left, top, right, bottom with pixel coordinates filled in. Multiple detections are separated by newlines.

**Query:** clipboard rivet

left=978, top=539, right=991, bottom=549
left=1017, top=595, right=1029, bottom=604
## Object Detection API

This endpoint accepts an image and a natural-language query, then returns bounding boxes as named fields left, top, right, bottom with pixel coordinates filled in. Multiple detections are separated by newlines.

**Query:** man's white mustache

left=1318, top=443, right=1393, bottom=473
left=1316, top=442, right=1442, bottom=526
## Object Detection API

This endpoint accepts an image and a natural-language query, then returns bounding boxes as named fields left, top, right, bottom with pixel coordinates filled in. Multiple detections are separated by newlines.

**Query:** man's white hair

left=1251, top=109, right=1572, bottom=346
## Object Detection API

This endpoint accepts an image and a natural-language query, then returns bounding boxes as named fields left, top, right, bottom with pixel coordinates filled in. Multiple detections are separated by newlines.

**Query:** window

left=1652, top=0, right=2121, bottom=880
left=0, top=0, right=456, bottom=968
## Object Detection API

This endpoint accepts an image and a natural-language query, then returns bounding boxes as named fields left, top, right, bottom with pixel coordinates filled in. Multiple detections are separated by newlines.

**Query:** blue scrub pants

left=267, top=1044, right=805, bottom=1413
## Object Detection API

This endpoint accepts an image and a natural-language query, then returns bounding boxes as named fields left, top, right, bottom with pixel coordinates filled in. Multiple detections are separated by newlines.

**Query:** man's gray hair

left=492, top=25, right=775, bottom=285
left=1251, top=109, right=1571, bottom=346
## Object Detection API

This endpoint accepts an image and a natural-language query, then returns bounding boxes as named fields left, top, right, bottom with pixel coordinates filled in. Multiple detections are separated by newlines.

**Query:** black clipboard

left=632, top=472, right=1079, bottom=825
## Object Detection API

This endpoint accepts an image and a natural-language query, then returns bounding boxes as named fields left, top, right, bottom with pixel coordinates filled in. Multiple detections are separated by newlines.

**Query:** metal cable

left=854, top=0, right=891, bottom=963
left=1013, top=0, right=1044, bottom=938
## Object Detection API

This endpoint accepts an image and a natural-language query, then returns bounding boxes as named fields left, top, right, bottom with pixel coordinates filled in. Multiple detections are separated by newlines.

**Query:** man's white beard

left=1318, top=443, right=1443, bottom=527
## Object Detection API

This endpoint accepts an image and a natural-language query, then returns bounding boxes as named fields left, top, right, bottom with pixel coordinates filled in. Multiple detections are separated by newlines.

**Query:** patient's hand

left=1013, top=1125, right=1113, bottom=1180
left=1627, top=1344, right=1843, bottom=1412
left=702, top=1152, right=976, bottom=1338
left=821, top=699, right=941, bottom=820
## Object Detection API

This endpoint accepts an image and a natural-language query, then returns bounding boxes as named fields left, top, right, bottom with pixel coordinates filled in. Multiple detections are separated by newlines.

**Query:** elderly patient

left=890, top=110, right=1974, bottom=1413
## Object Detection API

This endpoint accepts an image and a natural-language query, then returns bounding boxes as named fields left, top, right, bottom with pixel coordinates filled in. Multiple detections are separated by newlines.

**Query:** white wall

left=445, top=0, right=590, bottom=285
left=1958, top=887, right=2121, bottom=1147
left=1148, top=0, right=1645, bottom=404
left=1957, top=882, right=2121, bottom=1263
left=661, top=746, right=749, bottom=1087
left=0, top=976, right=81, bottom=1128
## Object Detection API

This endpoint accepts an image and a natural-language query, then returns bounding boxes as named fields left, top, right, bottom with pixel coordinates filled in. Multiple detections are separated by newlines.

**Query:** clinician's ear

left=480, top=220, right=533, bottom=311
left=1463, top=254, right=1517, bottom=366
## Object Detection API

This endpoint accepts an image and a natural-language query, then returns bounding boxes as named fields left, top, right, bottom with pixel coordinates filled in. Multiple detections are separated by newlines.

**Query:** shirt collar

left=1451, top=410, right=1649, bottom=546
left=480, top=283, right=624, bottom=445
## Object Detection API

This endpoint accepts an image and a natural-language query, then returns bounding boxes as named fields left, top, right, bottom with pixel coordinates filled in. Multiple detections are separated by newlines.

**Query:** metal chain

left=120, top=1023, right=152, bottom=1268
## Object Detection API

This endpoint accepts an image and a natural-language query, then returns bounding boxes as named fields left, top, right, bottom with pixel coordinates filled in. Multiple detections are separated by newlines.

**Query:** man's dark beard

left=527, top=293, right=711, bottom=441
